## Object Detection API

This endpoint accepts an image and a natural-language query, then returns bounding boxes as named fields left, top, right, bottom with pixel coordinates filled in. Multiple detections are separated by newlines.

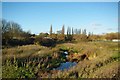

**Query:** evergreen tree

left=62, top=25, right=65, bottom=35
left=74, top=29, right=77, bottom=34
left=72, top=27, right=74, bottom=35
left=67, top=27, right=71, bottom=35
left=79, top=29, right=81, bottom=34
left=66, top=27, right=73, bottom=41
left=50, top=24, right=52, bottom=35
left=88, top=32, right=91, bottom=36
left=83, top=29, right=87, bottom=35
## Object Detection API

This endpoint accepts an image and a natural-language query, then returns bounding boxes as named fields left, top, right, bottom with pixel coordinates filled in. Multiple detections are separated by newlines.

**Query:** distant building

left=44, top=37, right=52, bottom=39
left=112, top=39, right=120, bottom=42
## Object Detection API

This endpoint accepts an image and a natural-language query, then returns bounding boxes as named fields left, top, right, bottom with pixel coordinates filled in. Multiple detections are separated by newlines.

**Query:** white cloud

left=90, top=22, right=103, bottom=30
left=91, top=23, right=102, bottom=27
left=107, top=28, right=113, bottom=30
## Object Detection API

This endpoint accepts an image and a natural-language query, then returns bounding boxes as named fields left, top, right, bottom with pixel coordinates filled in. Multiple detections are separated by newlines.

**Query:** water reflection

left=55, top=62, right=77, bottom=71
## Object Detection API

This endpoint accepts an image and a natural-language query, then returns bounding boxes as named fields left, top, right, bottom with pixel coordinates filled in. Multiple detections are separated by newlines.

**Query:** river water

left=55, top=62, right=77, bottom=71
left=54, top=51, right=77, bottom=71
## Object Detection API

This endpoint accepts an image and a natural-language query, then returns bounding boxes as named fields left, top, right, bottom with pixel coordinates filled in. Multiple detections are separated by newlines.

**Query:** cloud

left=91, top=23, right=102, bottom=27
left=107, top=28, right=113, bottom=30
left=107, top=28, right=118, bottom=31
left=90, top=23, right=103, bottom=30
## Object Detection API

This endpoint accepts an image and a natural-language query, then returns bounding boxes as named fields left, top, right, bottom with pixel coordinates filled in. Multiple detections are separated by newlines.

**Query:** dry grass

left=49, top=42, right=119, bottom=78
left=2, top=41, right=119, bottom=78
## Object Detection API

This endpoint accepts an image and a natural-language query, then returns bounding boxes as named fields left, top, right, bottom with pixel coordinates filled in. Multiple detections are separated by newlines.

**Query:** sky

left=2, top=0, right=120, bottom=2
left=2, top=2, right=118, bottom=35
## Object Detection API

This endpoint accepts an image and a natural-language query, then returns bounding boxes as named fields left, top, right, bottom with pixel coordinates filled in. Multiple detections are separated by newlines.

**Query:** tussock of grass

left=2, top=42, right=119, bottom=78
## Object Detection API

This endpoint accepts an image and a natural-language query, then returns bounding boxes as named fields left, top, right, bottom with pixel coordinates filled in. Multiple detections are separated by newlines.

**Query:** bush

left=35, top=37, right=56, bottom=47
left=2, top=38, right=35, bottom=47
left=41, top=37, right=56, bottom=47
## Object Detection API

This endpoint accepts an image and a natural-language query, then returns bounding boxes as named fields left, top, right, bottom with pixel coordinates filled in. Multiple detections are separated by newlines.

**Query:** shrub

left=40, top=37, right=56, bottom=47
left=35, top=36, right=56, bottom=47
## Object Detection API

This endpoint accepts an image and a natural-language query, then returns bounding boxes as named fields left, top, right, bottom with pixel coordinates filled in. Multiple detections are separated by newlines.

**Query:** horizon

left=2, top=2, right=118, bottom=35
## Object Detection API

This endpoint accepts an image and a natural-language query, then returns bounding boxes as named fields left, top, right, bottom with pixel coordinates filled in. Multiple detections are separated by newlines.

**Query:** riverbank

left=2, top=41, right=120, bottom=78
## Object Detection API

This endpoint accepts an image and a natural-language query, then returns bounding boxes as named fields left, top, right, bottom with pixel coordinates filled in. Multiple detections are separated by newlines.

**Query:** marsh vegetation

left=1, top=19, right=120, bottom=79
left=2, top=42, right=120, bottom=78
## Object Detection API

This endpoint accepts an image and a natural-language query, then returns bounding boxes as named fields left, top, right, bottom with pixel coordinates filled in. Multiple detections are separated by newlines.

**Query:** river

left=53, top=51, right=77, bottom=71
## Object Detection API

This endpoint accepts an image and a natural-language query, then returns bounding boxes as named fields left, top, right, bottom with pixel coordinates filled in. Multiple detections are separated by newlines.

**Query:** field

left=2, top=41, right=120, bottom=78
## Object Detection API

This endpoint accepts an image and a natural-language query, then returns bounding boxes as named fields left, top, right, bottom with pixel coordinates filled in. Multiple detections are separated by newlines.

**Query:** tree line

left=1, top=19, right=119, bottom=47
left=1, top=19, right=35, bottom=47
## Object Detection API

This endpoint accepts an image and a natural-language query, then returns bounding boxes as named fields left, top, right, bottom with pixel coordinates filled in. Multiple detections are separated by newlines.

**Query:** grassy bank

left=2, top=41, right=120, bottom=78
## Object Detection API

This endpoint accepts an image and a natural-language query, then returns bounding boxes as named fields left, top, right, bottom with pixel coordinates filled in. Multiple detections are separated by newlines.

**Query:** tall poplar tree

left=62, top=25, right=65, bottom=35
left=50, top=24, right=52, bottom=36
